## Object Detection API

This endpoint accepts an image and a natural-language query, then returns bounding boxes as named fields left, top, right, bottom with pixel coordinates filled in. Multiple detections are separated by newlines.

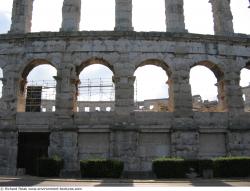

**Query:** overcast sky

left=0, top=0, right=250, bottom=101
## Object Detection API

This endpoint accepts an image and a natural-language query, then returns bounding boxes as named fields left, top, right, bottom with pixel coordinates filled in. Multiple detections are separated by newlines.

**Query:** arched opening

left=18, top=61, right=57, bottom=112
left=0, top=0, right=13, bottom=34
left=132, top=0, right=165, bottom=32
left=231, top=0, right=250, bottom=34
left=80, top=0, right=115, bottom=31
left=183, top=0, right=213, bottom=34
left=31, top=0, right=63, bottom=32
left=77, top=59, right=114, bottom=112
left=190, top=62, right=224, bottom=112
left=240, top=62, right=250, bottom=112
left=0, top=68, right=3, bottom=98
left=134, top=60, right=170, bottom=112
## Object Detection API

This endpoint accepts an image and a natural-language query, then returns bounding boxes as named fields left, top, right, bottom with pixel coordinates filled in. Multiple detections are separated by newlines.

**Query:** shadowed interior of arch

left=134, top=64, right=169, bottom=112
left=19, top=64, right=57, bottom=112
left=77, top=64, right=114, bottom=112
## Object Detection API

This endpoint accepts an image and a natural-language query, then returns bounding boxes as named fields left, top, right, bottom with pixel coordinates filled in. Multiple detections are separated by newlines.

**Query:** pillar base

left=60, top=170, right=81, bottom=178
left=114, top=26, right=134, bottom=32
left=122, top=171, right=155, bottom=179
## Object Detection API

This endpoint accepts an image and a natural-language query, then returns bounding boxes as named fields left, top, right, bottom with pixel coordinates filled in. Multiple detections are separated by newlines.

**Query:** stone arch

left=77, top=57, right=114, bottom=75
left=190, top=60, right=225, bottom=112
left=191, top=60, right=224, bottom=81
left=134, top=59, right=171, bottom=112
left=135, top=59, right=172, bottom=77
left=18, top=59, right=57, bottom=112
left=77, top=57, right=115, bottom=112
left=21, top=59, right=57, bottom=79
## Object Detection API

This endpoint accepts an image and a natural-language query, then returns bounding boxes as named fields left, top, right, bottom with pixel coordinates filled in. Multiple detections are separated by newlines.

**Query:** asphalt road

left=0, top=176, right=250, bottom=187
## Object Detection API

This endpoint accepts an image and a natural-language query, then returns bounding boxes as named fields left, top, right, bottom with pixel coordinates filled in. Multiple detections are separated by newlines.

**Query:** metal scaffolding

left=78, top=78, right=115, bottom=101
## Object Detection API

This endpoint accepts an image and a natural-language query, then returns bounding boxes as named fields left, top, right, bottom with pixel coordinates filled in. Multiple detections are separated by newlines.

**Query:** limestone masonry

left=0, top=0, right=250, bottom=177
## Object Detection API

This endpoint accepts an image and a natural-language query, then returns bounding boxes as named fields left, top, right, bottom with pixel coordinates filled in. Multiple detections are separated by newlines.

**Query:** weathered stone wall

left=0, top=0, right=250, bottom=176
left=0, top=131, right=17, bottom=175
left=199, top=133, right=227, bottom=158
left=0, top=31, right=250, bottom=175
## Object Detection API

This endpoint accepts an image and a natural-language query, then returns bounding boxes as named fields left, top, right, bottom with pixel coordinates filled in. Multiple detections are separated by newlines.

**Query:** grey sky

left=0, top=12, right=10, bottom=33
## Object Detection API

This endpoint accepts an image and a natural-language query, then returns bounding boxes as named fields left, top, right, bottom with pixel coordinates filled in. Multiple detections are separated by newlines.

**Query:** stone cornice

left=0, top=31, right=250, bottom=45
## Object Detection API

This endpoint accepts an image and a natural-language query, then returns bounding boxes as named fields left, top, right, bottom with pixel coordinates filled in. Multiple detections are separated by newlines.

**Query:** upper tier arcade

left=9, top=0, right=237, bottom=35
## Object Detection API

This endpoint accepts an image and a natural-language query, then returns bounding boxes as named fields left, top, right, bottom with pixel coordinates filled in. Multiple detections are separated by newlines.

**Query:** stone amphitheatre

left=0, top=0, right=250, bottom=177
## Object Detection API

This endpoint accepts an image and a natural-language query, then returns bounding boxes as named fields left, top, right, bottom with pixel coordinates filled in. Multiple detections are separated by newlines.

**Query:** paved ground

left=0, top=176, right=250, bottom=187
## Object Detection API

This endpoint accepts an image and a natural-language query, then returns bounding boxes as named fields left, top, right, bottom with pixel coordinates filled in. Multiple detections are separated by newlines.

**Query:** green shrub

left=153, top=158, right=186, bottom=178
left=37, top=156, right=63, bottom=177
left=152, top=158, right=213, bottom=178
left=153, top=157, right=250, bottom=178
left=213, top=157, right=250, bottom=178
left=80, top=159, right=124, bottom=178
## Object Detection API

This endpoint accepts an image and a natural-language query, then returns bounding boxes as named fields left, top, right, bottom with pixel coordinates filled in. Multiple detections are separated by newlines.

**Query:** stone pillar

left=0, top=68, right=19, bottom=175
left=222, top=60, right=244, bottom=114
left=222, top=60, right=247, bottom=157
left=113, top=75, right=135, bottom=124
left=55, top=63, right=78, bottom=114
left=224, top=69, right=245, bottom=152
left=48, top=131, right=79, bottom=177
left=224, top=80, right=244, bottom=113
left=49, top=61, right=79, bottom=177
left=165, top=0, right=186, bottom=33
left=115, top=0, right=133, bottom=31
left=0, top=67, right=22, bottom=116
left=209, top=0, right=234, bottom=35
left=61, top=0, right=81, bottom=32
left=170, top=67, right=193, bottom=117
left=110, top=128, right=140, bottom=176
left=227, top=130, right=250, bottom=156
left=171, top=131, right=199, bottom=158
left=170, top=61, right=199, bottom=158
left=9, top=0, right=34, bottom=33
left=215, top=81, right=225, bottom=112
left=0, top=131, right=18, bottom=175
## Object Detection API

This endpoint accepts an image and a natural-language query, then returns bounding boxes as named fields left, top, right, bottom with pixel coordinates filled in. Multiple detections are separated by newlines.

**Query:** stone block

left=78, top=133, right=110, bottom=160
left=199, top=133, right=226, bottom=158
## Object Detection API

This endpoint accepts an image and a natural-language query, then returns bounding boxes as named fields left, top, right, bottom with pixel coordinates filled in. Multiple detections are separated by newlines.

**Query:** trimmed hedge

left=213, top=157, right=250, bottom=178
left=152, top=158, right=208, bottom=178
left=80, top=159, right=124, bottom=178
left=153, top=157, right=250, bottom=178
left=37, top=157, right=63, bottom=177
left=153, top=158, right=184, bottom=178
